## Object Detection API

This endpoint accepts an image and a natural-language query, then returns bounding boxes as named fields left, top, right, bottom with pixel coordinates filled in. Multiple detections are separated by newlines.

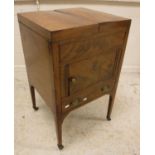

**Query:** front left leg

left=56, top=120, right=64, bottom=150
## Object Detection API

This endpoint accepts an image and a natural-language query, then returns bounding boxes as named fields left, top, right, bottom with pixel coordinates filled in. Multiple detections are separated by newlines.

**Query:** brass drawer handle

left=70, top=97, right=88, bottom=107
left=65, top=99, right=80, bottom=109
left=64, top=97, right=89, bottom=109
left=101, top=85, right=110, bottom=93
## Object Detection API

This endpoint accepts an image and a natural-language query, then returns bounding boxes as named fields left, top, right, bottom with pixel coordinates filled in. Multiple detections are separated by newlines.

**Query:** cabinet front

left=61, top=50, right=122, bottom=97
left=60, top=30, right=125, bottom=97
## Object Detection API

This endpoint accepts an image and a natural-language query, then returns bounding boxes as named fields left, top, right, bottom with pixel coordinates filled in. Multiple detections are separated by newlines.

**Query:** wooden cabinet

left=18, top=8, right=131, bottom=150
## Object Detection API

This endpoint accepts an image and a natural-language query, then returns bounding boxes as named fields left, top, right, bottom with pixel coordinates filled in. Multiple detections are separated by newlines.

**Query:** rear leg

left=29, top=85, right=39, bottom=111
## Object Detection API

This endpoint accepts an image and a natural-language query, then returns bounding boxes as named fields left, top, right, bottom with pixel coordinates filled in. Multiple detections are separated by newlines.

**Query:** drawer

left=62, top=79, right=115, bottom=113
left=61, top=49, right=122, bottom=96
left=59, top=30, right=125, bottom=64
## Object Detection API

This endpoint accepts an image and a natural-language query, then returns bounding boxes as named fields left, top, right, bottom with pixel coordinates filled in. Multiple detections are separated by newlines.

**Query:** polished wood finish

left=18, top=8, right=131, bottom=149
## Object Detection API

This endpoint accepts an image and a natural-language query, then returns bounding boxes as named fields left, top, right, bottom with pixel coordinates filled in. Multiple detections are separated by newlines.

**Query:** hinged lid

left=18, top=8, right=130, bottom=42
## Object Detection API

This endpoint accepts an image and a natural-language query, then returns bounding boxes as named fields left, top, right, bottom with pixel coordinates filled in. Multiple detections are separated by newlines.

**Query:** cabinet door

left=61, top=48, right=122, bottom=96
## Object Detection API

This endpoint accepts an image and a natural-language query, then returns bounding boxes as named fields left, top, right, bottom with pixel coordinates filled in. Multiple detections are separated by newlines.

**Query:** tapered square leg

left=29, top=85, right=39, bottom=111
left=56, top=121, right=64, bottom=150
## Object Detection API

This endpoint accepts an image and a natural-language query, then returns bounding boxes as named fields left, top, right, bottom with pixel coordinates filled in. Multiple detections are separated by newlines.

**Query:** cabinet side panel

left=113, top=20, right=131, bottom=92
left=19, top=23, right=55, bottom=111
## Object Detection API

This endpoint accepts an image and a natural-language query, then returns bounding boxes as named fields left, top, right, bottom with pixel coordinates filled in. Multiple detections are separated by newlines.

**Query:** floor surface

left=15, top=69, right=139, bottom=155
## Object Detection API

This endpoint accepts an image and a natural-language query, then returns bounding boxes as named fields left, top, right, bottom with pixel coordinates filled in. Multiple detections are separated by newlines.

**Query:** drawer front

left=61, top=49, right=121, bottom=96
left=60, top=30, right=125, bottom=64
left=62, top=79, right=115, bottom=113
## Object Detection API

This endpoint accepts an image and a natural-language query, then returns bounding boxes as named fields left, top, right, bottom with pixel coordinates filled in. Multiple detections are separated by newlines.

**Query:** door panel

left=61, top=48, right=122, bottom=97
left=68, top=50, right=118, bottom=95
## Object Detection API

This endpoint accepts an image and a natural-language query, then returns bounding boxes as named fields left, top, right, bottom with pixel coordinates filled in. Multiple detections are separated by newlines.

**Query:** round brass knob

left=70, top=77, right=77, bottom=84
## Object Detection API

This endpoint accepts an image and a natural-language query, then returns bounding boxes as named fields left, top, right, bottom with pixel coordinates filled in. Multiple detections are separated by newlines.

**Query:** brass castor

left=106, top=116, right=111, bottom=121
left=57, top=144, right=64, bottom=150
left=33, top=106, right=39, bottom=111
